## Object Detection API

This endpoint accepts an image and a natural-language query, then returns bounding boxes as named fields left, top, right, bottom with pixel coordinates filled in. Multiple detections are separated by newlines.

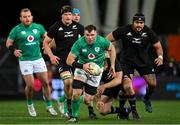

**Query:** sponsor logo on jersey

left=82, top=49, right=87, bottom=52
left=64, top=31, right=74, bottom=37
left=58, top=27, right=63, bottom=31
left=32, top=29, right=38, bottom=34
left=132, top=38, right=141, bottom=44
left=27, top=35, right=34, bottom=42
left=21, top=31, right=26, bottom=34
left=95, top=47, right=100, bottom=52
left=88, top=53, right=95, bottom=59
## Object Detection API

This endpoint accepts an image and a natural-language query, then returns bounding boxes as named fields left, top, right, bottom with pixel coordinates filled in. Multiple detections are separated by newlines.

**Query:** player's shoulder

left=143, top=25, right=156, bottom=34
left=31, top=22, right=42, bottom=27
left=72, top=21, right=84, bottom=28
left=11, top=23, right=24, bottom=32
left=114, top=24, right=130, bottom=34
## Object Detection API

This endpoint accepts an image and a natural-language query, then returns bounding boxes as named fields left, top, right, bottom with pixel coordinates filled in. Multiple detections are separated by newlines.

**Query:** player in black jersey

left=106, top=13, right=163, bottom=119
left=95, top=53, right=131, bottom=120
left=43, top=5, right=84, bottom=118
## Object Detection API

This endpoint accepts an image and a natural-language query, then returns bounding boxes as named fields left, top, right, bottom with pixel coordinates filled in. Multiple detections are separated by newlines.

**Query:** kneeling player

left=96, top=57, right=131, bottom=119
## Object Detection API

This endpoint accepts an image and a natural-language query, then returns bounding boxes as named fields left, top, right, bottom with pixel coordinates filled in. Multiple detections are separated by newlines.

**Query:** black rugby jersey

left=47, top=21, right=84, bottom=60
left=112, top=25, right=159, bottom=66
left=101, top=59, right=122, bottom=83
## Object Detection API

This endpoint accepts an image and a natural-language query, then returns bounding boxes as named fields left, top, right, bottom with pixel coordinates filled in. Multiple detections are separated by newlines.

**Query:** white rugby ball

left=88, top=62, right=101, bottom=76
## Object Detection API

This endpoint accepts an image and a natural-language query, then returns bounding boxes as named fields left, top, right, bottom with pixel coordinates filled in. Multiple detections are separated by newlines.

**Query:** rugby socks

left=144, top=86, right=155, bottom=100
left=128, top=95, right=136, bottom=112
left=88, top=106, right=94, bottom=115
left=58, top=95, right=68, bottom=113
left=67, top=99, right=72, bottom=115
left=119, top=95, right=127, bottom=111
left=71, top=96, right=83, bottom=117
left=59, top=95, right=66, bottom=102
left=27, top=99, right=33, bottom=105
left=46, top=100, right=52, bottom=107
left=64, top=99, right=68, bottom=113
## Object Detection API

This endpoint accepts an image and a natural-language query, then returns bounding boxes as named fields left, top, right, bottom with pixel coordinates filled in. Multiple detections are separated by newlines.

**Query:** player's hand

left=50, top=55, right=60, bottom=65
left=97, top=85, right=106, bottom=95
left=154, top=56, right=163, bottom=66
left=14, top=49, right=22, bottom=57
left=108, top=66, right=116, bottom=78
left=83, top=62, right=92, bottom=74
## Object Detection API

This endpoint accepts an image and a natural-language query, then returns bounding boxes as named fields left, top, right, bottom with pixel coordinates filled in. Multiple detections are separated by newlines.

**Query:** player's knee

left=72, top=93, right=81, bottom=101
left=124, top=85, right=134, bottom=95
left=60, top=71, right=72, bottom=81
left=84, top=98, right=91, bottom=105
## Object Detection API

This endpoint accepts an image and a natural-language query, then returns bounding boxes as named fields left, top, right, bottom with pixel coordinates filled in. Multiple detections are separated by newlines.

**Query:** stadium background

left=0, top=0, right=180, bottom=100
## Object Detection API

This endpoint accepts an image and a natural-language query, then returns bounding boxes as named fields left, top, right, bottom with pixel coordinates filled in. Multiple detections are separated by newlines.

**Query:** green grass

left=0, top=100, right=180, bottom=124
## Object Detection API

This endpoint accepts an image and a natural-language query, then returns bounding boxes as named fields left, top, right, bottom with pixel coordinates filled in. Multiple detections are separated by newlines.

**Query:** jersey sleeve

left=104, top=38, right=111, bottom=50
left=71, top=40, right=81, bottom=57
left=38, top=24, right=46, bottom=36
left=47, top=23, right=57, bottom=39
left=7, top=27, right=17, bottom=42
left=149, top=29, right=159, bottom=45
left=112, top=27, right=124, bottom=40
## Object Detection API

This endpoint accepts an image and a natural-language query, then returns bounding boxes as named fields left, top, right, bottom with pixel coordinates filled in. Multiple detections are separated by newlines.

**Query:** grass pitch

left=0, top=100, right=180, bottom=124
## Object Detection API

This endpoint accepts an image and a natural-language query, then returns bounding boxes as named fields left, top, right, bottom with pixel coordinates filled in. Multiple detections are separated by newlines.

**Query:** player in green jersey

left=66, top=24, right=116, bottom=122
left=6, top=8, right=57, bottom=117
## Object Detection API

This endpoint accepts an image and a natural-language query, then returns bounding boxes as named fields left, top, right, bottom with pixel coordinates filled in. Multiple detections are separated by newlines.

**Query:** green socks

left=71, top=96, right=83, bottom=117
left=27, top=99, right=33, bottom=105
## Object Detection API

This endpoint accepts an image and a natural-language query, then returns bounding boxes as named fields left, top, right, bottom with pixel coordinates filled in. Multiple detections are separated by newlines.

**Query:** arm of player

left=106, top=32, right=116, bottom=42
left=43, top=36, right=60, bottom=65
left=153, top=41, right=163, bottom=66
left=107, top=43, right=116, bottom=77
left=97, top=71, right=122, bottom=94
left=6, top=38, right=22, bottom=57
left=66, top=52, right=92, bottom=73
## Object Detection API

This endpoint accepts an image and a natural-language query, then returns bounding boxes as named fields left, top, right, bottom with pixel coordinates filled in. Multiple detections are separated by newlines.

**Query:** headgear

left=60, top=5, right=72, bottom=15
left=73, top=8, right=80, bottom=14
left=133, top=13, right=145, bottom=22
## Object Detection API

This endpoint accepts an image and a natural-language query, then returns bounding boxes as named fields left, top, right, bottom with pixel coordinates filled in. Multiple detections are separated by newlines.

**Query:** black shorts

left=57, top=60, right=74, bottom=74
left=122, top=63, right=155, bottom=76
left=103, top=85, right=121, bottom=98
left=72, top=80, right=97, bottom=95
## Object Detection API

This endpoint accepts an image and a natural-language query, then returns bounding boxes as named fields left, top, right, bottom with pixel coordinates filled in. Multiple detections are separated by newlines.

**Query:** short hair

left=20, top=8, right=31, bottom=16
left=85, top=25, right=96, bottom=32
left=133, top=13, right=145, bottom=22
left=60, top=5, right=72, bottom=15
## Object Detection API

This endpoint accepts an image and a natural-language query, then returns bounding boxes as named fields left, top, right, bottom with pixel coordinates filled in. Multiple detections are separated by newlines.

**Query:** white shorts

left=19, top=58, right=47, bottom=75
left=74, top=68, right=103, bottom=87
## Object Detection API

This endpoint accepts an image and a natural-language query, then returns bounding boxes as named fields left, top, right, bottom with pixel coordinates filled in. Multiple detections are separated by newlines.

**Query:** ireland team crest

left=95, top=47, right=100, bottom=52
left=32, top=29, right=38, bottom=34
left=88, top=53, right=95, bottom=59
left=27, top=35, right=34, bottom=42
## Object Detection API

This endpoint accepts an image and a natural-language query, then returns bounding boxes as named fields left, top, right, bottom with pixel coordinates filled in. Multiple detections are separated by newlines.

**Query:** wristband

left=8, top=45, right=15, bottom=53
left=72, top=61, right=83, bottom=68
left=158, top=55, right=163, bottom=60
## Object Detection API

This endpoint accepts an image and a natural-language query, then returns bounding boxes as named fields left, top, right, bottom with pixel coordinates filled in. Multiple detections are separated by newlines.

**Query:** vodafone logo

left=27, top=35, right=34, bottom=42
left=88, top=53, right=95, bottom=59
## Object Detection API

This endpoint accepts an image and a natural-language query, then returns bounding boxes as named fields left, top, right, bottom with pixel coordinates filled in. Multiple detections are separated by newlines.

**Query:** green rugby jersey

left=8, top=23, right=46, bottom=61
left=71, top=35, right=110, bottom=68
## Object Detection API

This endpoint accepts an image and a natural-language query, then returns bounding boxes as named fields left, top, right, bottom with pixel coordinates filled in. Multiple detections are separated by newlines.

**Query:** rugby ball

left=88, top=62, right=101, bottom=76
